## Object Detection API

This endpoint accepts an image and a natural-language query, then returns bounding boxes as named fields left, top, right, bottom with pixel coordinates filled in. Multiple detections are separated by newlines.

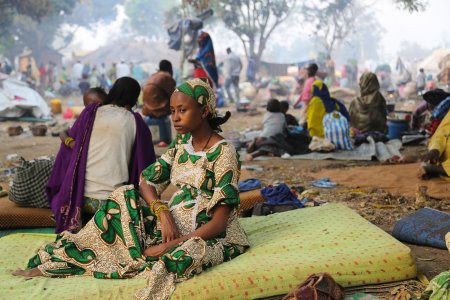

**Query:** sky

left=372, top=0, right=450, bottom=60
left=67, top=0, right=450, bottom=63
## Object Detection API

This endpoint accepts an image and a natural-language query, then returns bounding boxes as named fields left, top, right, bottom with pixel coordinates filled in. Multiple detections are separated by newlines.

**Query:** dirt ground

left=0, top=98, right=449, bottom=283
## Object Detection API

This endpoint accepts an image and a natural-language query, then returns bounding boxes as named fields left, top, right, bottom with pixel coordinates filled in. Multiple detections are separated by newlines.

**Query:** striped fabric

left=432, top=97, right=450, bottom=121
left=323, top=111, right=353, bottom=150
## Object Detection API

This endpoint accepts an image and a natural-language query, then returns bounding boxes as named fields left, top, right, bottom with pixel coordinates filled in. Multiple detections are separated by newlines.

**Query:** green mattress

left=0, top=204, right=416, bottom=299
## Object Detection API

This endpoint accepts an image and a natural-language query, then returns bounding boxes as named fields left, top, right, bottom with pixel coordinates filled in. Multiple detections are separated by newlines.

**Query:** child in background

left=60, top=87, right=108, bottom=148
left=82, top=87, right=107, bottom=107
left=245, top=98, right=287, bottom=161
left=261, top=98, right=287, bottom=138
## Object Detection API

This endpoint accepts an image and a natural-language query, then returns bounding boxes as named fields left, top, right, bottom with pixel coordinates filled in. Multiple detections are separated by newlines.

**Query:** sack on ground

left=323, top=111, right=353, bottom=150
left=309, top=136, right=336, bottom=152
left=282, top=272, right=344, bottom=300
left=9, top=157, right=53, bottom=208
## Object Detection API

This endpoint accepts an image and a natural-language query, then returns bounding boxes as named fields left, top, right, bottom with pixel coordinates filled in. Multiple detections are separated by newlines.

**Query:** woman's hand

left=422, top=149, right=440, bottom=164
left=159, top=209, right=180, bottom=243
left=143, top=240, right=178, bottom=257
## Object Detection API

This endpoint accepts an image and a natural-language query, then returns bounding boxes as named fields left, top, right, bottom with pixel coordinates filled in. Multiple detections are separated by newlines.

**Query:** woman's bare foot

left=12, top=268, right=42, bottom=277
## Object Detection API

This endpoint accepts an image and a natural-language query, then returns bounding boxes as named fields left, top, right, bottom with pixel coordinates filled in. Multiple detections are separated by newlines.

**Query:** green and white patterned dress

left=26, top=133, right=250, bottom=299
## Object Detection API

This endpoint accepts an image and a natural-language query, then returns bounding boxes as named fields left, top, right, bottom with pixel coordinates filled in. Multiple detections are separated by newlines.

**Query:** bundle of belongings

left=0, top=156, right=55, bottom=230
left=237, top=180, right=315, bottom=216
left=8, top=156, right=53, bottom=208
left=392, top=208, right=450, bottom=250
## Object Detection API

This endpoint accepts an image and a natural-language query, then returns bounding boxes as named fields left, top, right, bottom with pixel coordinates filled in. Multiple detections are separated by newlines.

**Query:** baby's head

left=83, top=87, right=108, bottom=107
left=266, top=98, right=281, bottom=113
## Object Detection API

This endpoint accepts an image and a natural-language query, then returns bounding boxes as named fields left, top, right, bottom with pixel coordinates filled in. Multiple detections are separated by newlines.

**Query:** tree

left=302, top=0, right=357, bottom=58
left=215, top=0, right=296, bottom=67
left=398, top=41, right=429, bottom=61
left=124, top=0, right=180, bottom=40
left=6, top=0, right=78, bottom=63
left=0, top=0, right=121, bottom=63
left=394, top=0, right=425, bottom=12
left=0, top=0, right=76, bottom=57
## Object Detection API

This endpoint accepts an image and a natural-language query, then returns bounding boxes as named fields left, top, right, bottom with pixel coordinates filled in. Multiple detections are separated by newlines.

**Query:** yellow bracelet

left=150, top=199, right=163, bottom=214
left=64, top=137, right=74, bottom=147
left=155, top=205, right=169, bottom=220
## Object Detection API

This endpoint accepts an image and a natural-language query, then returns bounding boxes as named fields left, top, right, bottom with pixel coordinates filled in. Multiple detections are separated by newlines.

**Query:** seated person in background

left=280, top=100, right=299, bottom=126
left=48, top=77, right=155, bottom=233
left=419, top=109, right=450, bottom=179
left=306, top=80, right=349, bottom=138
left=142, top=60, right=176, bottom=147
left=349, top=72, right=387, bottom=133
left=414, top=89, right=450, bottom=136
left=245, top=99, right=287, bottom=161
left=261, top=98, right=287, bottom=138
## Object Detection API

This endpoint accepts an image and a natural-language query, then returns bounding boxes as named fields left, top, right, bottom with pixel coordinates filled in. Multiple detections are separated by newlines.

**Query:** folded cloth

left=261, top=184, right=303, bottom=208
left=238, top=178, right=262, bottom=192
left=419, top=271, right=450, bottom=300
left=392, top=208, right=450, bottom=249
left=312, top=177, right=337, bottom=188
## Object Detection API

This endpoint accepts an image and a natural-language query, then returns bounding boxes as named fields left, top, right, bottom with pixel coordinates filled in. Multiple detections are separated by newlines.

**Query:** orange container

left=50, top=98, right=62, bottom=114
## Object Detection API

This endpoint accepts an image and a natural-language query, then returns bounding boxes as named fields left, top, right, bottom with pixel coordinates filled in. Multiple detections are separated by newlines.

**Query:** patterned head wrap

left=175, top=78, right=217, bottom=118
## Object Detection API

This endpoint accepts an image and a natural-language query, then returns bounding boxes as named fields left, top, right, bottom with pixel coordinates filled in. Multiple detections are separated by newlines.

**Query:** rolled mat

left=0, top=198, right=54, bottom=228
left=392, top=208, right=450, bottom=250
left=238, top=189, right=265, bottom=212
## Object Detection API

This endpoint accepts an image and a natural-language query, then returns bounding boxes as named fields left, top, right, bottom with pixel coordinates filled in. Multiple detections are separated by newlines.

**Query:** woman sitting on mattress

left=47, top=77, right=155, bottom=233
left=13, top=78, right=250, bottom=300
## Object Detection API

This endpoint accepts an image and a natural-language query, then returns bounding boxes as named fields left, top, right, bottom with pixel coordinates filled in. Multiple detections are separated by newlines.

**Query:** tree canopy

left=124, top=0, right=180, bottom=39
left=0, top=0, right=429, bottom=65
left=215, top=0, right=295, bottom=65
left=0, top=0, right=120, bottom=62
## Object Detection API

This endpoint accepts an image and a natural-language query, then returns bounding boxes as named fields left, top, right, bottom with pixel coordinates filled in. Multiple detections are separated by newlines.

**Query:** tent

left=80, top=38, right=181, bottom=68
left=416, top=48, right=450, bottom=77
left=0, top=75, right=50, bottom=118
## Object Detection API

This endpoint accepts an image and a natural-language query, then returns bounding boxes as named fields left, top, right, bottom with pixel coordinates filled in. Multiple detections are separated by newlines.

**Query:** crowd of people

left=241, top=60, right=450, bottom=182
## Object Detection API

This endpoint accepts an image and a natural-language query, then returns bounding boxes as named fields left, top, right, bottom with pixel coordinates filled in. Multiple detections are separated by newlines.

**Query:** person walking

left=416, top=68, right=426, bottom=94
left=222, top=48, right=242, bottom=105
left=116, top=59, right=130, bottom=79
